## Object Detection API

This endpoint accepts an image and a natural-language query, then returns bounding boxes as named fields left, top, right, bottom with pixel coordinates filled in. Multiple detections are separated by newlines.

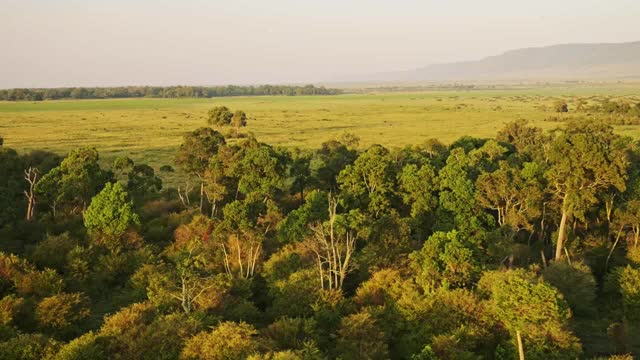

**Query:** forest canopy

left=0, top=116, right=639, bottom=359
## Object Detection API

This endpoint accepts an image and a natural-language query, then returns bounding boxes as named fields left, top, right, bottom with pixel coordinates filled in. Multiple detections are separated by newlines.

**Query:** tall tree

left=546, top=121, right=629, bottom=260
left=338, top=145, right=397, bottom=217
left=175, top=128, right=226, bottom=213
left=35, top=147, right=111, bottom=215
left=305, top=194, right=357, bottom=290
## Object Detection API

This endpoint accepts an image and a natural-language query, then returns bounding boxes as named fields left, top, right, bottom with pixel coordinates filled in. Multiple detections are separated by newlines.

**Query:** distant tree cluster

left=578, top=99, right=640, bottom=117
left=0, top=84, right=341, bottom=101
left=1, top=117, right=640, bottom=358
left=545, top=98, right=640, bottom=125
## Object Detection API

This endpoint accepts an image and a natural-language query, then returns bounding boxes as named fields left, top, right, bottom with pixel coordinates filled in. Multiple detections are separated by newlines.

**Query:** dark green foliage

left=542, top=261, right=597, bottom=316
left=35, top=147, right=112, bottom=214
left=277, top=190, right=328, bottom=244
left=175, top=128, right=226, bottom=177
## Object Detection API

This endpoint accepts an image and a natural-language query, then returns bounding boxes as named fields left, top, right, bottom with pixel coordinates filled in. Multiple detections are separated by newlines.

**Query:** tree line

left=0, top=115, right=639, bottom=359
left=0, top=85, right=341, bottom=101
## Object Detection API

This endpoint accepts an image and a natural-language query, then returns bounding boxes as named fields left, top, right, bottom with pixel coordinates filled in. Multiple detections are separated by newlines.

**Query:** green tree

left=618, top=265, right=640, bottom=322
left=84, top=182, right=140, bottom=242
left=338, top=144, right=397, bottom=217
left=312, top=140, right=357, bottom=191
left=410, top=230, right=481, bottom=291
left=175, top=128, right=226, bottom=213
left=35, top=147, right=111, bottom=214
left=335, top=312, right=389, bottom=360
left=398, top=162, right=438, bottom=219
left=546, top=121, right=629, bottom=260
left=479, top=269, right=582, bottom=359
left=476, top=161, right=543, bottom=232
left=277, top=190, right=328, bottom=244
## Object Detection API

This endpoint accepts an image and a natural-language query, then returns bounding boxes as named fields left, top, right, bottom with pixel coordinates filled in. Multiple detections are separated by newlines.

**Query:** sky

left=2, top=0, right=640, bottom=88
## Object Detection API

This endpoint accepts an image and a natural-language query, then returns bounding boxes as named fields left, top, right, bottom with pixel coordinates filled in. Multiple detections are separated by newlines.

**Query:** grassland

left=1, top=84, right=640, bottom=183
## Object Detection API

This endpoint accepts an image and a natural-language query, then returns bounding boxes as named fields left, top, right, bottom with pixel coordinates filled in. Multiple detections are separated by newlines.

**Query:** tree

left=289, top=149, right=313, bottom=204
left=546, top=121, right=629, bottom=260
left=203, top=157, right=228, bottom=218
left=231, top=110, right=248, bottom=136
left=479, top=269, right=582, bottom=359
left=304, top=194, right=357, bottom=291
left=436, top=146, right=488, bottom=231
left=175, top=128, right=226, bottom=213
left=312, top=140, right=357, bottom=191
left=496, top=120, right=548, bottom=158
left=84, top=182, right=140, bottom=242
left=335, top=312, right=389, bottom=360
left=476, top=161, right=543, bottom=232
left=207, top=106, right=233, bottom=126
left=618, top=265, right=640, bottom=322
left=127, top=164, right=163, bottom=200
left=277, top=190, right=329, bottom=244
left=0, top=334, right=60, bottom=360
left=35, top=147, right=111, bottom=214
left=398, top=162, right=438, bottom=219
left=542, top=261, right=597, bottom=316
left=410, top=230, right=480, bottom=291
left=36, top=292, right=90, bottom=331
left=338, top=144, right=397, bottom=217
left=169, top=246, right=222, bottom=315
left=233, top=138, right=287, bottom=200
left=181, top=321, right=258, bottom=360
left=0, top=146, right=24, bottom=226
left=217, top=199, right=273, bottom=279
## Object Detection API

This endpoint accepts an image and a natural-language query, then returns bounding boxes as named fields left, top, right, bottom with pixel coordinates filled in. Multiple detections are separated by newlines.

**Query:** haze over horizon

left=3, top=0, right=640, bottom=88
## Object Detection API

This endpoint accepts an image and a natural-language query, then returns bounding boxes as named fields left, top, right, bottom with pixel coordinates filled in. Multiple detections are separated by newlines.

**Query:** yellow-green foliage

left=180, top=321, right=258, bottom=360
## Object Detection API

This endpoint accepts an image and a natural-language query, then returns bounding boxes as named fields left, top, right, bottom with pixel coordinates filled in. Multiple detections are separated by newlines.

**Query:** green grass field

left=1, top=84, right=640, bottom=178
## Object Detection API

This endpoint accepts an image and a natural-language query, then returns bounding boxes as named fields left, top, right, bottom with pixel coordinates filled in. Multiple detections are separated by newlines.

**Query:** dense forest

left=0, top=117, right=639, bottom=359
left=0, top=85, right=340, bottom=101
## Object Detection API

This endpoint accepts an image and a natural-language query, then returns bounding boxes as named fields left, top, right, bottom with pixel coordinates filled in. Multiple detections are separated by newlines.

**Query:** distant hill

left=375, top=41, right=640, bottom=82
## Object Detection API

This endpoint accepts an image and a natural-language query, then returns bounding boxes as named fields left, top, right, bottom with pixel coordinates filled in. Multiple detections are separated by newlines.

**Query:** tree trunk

left=555, top=209, right=568, bottom=261
left=517, top=330, right=525, bottom=360
left=199, top=182, right=205, bottom=213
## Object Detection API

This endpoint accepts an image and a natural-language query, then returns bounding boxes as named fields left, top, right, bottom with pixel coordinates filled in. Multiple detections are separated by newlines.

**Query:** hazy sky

left=2, top=0, right=640, bottom=88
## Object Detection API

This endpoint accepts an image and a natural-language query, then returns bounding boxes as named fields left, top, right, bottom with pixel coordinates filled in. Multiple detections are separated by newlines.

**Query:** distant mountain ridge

left=377, top=41, right=640, bottom=82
